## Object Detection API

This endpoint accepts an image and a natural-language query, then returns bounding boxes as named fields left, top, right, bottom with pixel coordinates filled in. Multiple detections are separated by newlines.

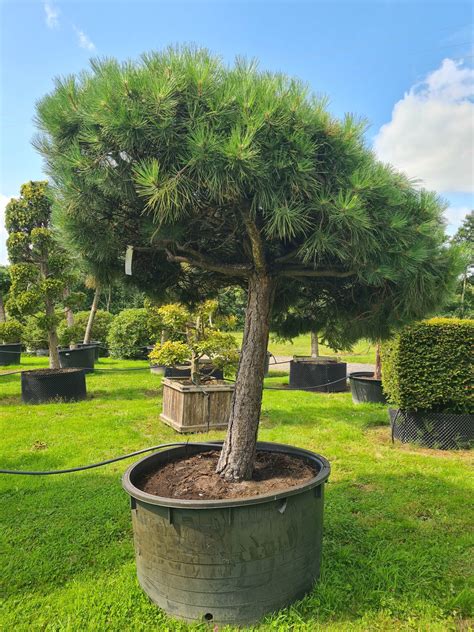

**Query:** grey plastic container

left=349, top=371, right=387, bottom=404
left=289, top=357, right=347, bottom=392
left=122, top=441, right=330, bottom=626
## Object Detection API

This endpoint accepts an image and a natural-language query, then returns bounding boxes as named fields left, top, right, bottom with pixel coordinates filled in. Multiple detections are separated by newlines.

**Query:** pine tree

left=35, top=47, right=457, bottom=479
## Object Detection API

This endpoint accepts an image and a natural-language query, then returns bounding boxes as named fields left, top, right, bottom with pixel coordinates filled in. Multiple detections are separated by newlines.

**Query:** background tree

left=0, top=266, right=11, bottom=323
left=5, top=181, right=75, bottom=369
left=36, top=47, right=457, bottom=479
left=443, top=211, right=473, bottom=319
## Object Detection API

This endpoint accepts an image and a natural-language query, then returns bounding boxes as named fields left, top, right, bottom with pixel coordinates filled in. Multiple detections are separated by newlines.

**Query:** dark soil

left=25, top=368, right=83, bottom=376
left=139, top=450, right=317, bottom=500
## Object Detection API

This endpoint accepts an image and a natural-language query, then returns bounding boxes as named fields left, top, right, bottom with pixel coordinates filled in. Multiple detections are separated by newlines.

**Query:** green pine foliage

left=35, top=47, right=457, bottom=345
left=382, top=318, right=474, bottom=413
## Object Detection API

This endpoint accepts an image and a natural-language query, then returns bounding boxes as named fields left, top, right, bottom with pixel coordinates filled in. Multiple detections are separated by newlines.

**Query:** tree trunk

left=46, top=299, right=60, bottom=369
left=84, top=284, right=101, bottom=344
left=310, top=331, right=319, bottom=357
left=216, top=274, right=275, bottom=481
left=0, top=294, right=6, bottom=323
left=374, top=341, right=382, bottom=380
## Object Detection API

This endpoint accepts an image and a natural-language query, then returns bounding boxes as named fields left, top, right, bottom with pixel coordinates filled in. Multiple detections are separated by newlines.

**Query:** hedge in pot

left=36, top=47, right=458, bottom=624
left=0, top=319, right=23, bottom=366
left=382, top=318, right=473, bottom=449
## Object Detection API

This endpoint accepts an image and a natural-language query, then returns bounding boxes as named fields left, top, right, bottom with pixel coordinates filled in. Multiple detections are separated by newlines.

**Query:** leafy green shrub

left=0, top=319, right=23, bottom=343
left=22, top=312, right=65, bottom=350
left=107, top=308, right=161, bottom=359
left=382, top=318, right=474, bottom=413
left=58, top=310, right=114, bottom=346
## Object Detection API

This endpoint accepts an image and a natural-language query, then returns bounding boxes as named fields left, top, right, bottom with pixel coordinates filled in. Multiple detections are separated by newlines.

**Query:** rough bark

left=84, top=284, right=100, bottom=344
left=46, top=299, right=60, bottom=369
left=216, top=274, right=275, bottom=481
left=310, top=331, right=319, bottom=357
left=0, top=295, right=6, bottom=323
left=374, top=341, right=382, bottom=380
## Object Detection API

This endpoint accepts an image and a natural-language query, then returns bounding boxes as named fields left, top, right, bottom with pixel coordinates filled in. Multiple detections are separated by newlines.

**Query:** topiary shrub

left=107, top=308, right=162, bottom=359
left=382, top=318, right=474, bottom=413
left=58, top=310, right=114, bottom=346
left=0, top=319, right=24, bottom=343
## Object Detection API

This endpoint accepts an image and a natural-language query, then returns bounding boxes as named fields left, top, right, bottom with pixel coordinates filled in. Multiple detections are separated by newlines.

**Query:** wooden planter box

left=160, top=377, right=235, bottom=433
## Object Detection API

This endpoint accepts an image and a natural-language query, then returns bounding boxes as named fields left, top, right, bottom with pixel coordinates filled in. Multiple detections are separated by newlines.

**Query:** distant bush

left=58, top=310, right=114, bottom=346
left=382, top=318, right=474, bottom=413
left=22, top=312, right=65, bottom=350
left=0, top=319, right=23, bottom=343
left=107, top=308, right=162, bottom=359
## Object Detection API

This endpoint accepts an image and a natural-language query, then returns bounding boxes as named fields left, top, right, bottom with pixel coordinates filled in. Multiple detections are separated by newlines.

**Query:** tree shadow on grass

left=1, top=467, right=470, bottom=627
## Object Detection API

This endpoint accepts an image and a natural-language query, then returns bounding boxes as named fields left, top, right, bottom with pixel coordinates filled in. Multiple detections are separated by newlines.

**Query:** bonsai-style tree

left=149, top=301, right=239, bottom=382
left=35, top=48, right=457, bottom=479
left=0, top=266, right=11, bottom=323
left=5, top=181, right=75, bottom=369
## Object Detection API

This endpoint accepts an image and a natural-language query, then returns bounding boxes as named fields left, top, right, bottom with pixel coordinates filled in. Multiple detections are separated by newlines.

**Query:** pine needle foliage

left=35, top=46, right=457, bottom=344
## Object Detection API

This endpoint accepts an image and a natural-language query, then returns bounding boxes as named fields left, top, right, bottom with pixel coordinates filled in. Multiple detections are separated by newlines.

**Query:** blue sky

left=1, top=0, right=473, bottom=264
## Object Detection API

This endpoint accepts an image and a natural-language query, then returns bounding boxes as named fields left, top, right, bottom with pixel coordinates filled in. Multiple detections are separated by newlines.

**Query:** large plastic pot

left=289, top=357, right=347, bottom=392
left=122, top=441, right=330, bottom=626
left=389, top=409, right=473, bottom=450
left=163, top=364, right=224, bottom=380
left=58, top=346, right=95, bottom=373
left=349, top=371, right=387, bottom=404
left=21, top=368, right=87, bottom=404
left=76, top=342, right=101, bottom=361
left=0, top=343, right=21, bottom=366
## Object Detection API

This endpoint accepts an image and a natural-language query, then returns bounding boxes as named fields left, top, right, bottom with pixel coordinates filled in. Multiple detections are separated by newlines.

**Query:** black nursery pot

left=76, top=342, right=102, bottom=361
left=389, top=408, right=473, bottom=450
left=289, top=357, right=347, bottom=392
left=349, top=372, right=387, bottom=404
left=21, top=368, right=87, bottom=404
left=122, top=441, right=330, bottom=626
left=58, top=346, right=95, bottom=373
left=163, top=363, right=224, bottom=380
left=0, top=343, right=21, bottom=366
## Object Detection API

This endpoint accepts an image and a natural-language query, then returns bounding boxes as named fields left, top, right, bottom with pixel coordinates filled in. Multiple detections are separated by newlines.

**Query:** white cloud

left=444, top=205, right=471, bottom=236
left=0, top=194, right=11, bottom=266
left=44, top=1, right=60, bottom=29
left=74, top=27, right=95, bottom=51
left=374, top=58, right=474, bottom=194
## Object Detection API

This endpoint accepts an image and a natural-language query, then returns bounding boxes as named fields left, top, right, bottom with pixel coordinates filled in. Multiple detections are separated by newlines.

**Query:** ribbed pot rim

left=122, top=441, right=330, bottom=510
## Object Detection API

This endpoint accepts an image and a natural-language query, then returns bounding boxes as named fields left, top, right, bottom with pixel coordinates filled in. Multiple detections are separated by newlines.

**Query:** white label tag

left=125, top=246, right=133, bottom=275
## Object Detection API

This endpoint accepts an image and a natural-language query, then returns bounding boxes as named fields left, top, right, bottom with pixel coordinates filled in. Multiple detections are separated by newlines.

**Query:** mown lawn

left=0, top=356, right=472, bottom=631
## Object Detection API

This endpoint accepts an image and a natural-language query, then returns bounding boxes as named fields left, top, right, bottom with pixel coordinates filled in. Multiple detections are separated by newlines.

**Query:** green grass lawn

left=1, top=356, right=472, bottom=631
left=232, top=332, right=376, bottom=365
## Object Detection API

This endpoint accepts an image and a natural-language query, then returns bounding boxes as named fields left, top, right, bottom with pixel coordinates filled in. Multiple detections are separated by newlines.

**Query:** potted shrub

left=58, top=310, right=114, bottom=360
left=383, top=318, right=473, bottom=449
left=349, top=341, right=387, bottom=404
left=0, top=319, right=23, bottom=365
left=107, top=307, right=161, bottom=359
left=5, top=182, right=88, bottom=403
left=149, top=310, right=239, bottom=432
left=38, top=47, right=457, bottom=625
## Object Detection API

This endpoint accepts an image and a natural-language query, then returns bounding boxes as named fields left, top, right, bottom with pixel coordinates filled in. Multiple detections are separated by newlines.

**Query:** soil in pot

left=21, top=368, right=87, bottom=404
left=139, top=449, right=317, bottom=500
left=349, top=371, right=387, bottom=404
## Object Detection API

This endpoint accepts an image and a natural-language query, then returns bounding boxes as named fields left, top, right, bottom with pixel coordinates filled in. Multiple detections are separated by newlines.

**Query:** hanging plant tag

left=125, top=245, right=134, bottom=275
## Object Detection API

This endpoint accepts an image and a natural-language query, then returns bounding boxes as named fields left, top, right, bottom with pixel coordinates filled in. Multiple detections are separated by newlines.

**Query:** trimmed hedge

left=382, top=318, right=474, bottom=413
left=107, top=308, right=161, bottom=359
